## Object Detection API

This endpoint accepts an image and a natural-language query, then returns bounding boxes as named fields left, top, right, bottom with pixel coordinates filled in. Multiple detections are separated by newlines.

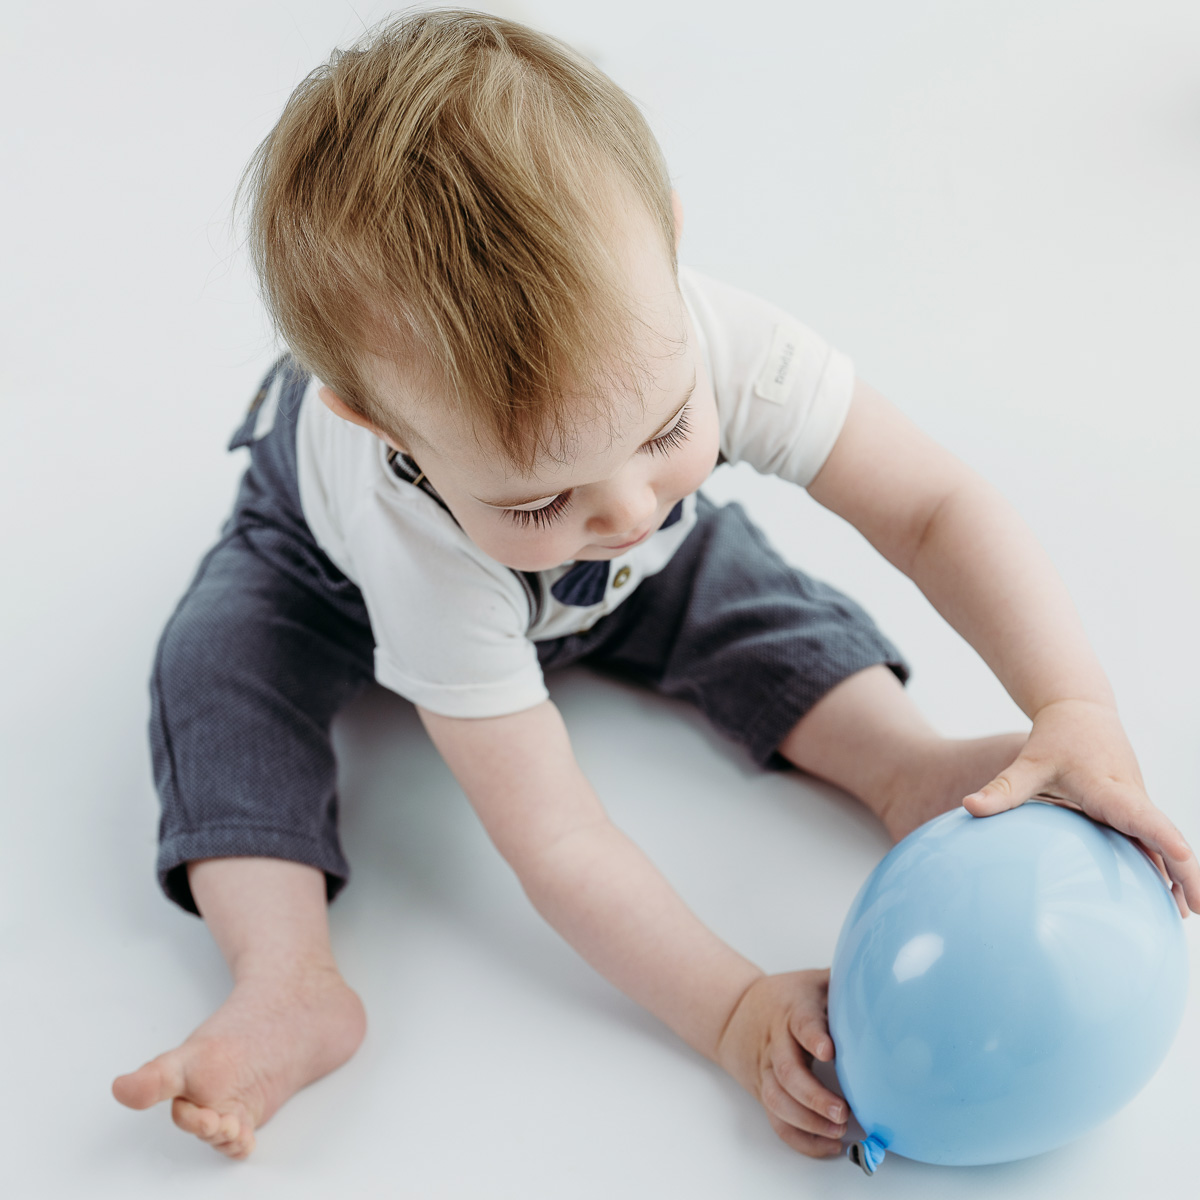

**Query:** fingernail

left=828, top=1104, right=845, bottom=1121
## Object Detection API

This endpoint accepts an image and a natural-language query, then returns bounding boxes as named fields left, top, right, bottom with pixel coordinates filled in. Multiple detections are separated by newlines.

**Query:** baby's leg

left=776, top=663, right=1027, bottom=842
left=112, top=857, right=366, bottom=1159
left=117, top=386, right=380, bottom=1156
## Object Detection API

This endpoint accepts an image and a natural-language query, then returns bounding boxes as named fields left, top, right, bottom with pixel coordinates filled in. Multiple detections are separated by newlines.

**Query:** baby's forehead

left=382, top=335, right=681, bottom=450
left=467, top=364, right=701, bottom=507
left=366, top=268, right=692, bottom=476
left=455, top=387, right=651, bottom=483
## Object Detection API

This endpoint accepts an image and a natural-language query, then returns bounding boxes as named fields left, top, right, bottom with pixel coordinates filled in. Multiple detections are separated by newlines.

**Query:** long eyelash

left=642, top=406, right=692, bottom=458
left=503, top=407, right=692, bottom=530
left=504, top=491, right=574, bottom=528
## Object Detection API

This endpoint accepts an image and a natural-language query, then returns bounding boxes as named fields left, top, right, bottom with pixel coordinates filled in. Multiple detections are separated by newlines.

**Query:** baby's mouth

left=599, top=527, right=653, bottom=551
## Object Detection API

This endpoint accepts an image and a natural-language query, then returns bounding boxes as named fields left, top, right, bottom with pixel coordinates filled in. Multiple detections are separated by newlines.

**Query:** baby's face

left=380, top=312, right=716, bottom=572
left=324, top=192, right=721, bottom=572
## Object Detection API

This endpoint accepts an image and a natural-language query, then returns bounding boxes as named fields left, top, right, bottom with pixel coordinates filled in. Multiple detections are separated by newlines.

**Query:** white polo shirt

left=291, top=264, right=855, bottom=718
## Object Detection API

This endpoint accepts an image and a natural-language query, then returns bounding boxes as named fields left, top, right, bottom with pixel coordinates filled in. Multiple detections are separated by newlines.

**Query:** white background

left=2, top=1, right=1197, bottom=1196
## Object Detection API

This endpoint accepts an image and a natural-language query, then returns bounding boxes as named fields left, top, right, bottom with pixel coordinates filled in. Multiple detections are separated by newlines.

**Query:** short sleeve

left=679, top=266, right=855, bottom=488
left=346, top=491, right=549, bottom=719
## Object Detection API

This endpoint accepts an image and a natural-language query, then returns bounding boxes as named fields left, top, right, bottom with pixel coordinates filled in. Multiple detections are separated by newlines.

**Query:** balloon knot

left=848, top=1134, right=887, bottom=1175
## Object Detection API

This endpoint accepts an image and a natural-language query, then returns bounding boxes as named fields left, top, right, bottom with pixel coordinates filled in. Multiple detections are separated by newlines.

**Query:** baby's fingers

left=765, top=1106, right=845, bottom=1159
left=788, top=1002, right=835, bottom=1065
left=767, top=1037, right=848, bottom=1135
left=760, top=1071, right=847, bottom=1159
left=1132, top=839, right=1189, bottom=920
left=1085, top=781, right=1199, bottom=917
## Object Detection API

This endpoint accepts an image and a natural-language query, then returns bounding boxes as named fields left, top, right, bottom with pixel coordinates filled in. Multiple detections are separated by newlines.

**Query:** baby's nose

left=588, top=484, right=658, bottom=539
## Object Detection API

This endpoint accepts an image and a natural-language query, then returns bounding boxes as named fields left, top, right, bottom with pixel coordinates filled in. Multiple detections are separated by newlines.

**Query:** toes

left=172, top=1098, right=255, bottom=1156
left=208, top=1113, right=256, bottom=1160
left=116, top=1042, right=260, bottom=1158
left=112, top=1054, right=187, bottom=1110
left=172, top=1097, right=233, bottom=1140
left=208, top=1112, right=243, bottom=1144
left=171, top=1097, right=210, bottom=1138
left=221, top=1128, right=257, bottom=1159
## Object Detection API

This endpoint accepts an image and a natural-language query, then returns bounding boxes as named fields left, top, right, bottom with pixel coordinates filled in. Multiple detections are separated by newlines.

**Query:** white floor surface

left=2, top=1, right=1198, bottom=1196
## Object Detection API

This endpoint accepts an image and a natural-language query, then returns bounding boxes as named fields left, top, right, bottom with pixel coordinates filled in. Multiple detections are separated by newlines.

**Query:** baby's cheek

left=452, top=510, right=516, bottom=562
left=680, top=411, right=722, bottom=490
left=464, top=514, right=573, bottom=572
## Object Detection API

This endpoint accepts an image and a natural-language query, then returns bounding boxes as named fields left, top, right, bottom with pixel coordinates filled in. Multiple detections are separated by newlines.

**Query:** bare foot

left=878, top=731, right=1029, bottom=844
left=112, top=961, right=366, bottom=1159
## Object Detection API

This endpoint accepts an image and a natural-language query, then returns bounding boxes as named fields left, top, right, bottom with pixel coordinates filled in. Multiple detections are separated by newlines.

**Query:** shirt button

left=612, top=566, right=632, bottom=588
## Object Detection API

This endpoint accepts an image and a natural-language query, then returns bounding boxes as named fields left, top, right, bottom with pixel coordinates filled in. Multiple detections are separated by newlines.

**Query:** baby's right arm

left=417, top=700, right=849, bottom=1157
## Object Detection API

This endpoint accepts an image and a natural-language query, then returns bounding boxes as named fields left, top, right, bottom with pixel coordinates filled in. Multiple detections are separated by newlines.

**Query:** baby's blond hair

left=236, top=6, right=679, bottom=470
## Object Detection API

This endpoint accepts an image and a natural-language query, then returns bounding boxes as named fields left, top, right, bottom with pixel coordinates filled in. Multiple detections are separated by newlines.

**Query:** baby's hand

left=961, top=698, right=1199, bottom=919
left=715, top=969, right=848, bottom=1158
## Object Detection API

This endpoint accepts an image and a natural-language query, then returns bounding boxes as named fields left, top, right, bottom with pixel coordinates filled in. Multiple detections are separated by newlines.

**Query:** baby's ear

left=318, top=385, right=410, bottom=454
left=319, top=385, right=379, bottom=433
left=317, top=385, right=360, bottom=424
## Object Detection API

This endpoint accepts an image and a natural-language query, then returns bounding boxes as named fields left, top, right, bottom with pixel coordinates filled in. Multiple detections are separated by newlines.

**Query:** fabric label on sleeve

left=753, top=321, right=803, bottom=405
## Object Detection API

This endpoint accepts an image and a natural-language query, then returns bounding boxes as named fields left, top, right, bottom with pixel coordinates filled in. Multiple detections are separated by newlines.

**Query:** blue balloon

left=828, top=801, right=1187, bottom=1172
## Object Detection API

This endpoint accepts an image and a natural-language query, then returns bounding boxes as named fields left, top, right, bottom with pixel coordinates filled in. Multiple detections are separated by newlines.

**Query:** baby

left=111, top=7, right=1197, bottom=1162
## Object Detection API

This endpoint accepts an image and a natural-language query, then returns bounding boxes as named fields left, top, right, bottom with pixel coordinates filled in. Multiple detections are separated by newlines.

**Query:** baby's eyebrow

left=475, top=371, right=698, bottom=509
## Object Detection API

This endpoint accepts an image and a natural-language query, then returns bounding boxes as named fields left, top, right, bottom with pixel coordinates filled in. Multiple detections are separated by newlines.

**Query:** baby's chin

left=569, top=543, right=633, bottom=561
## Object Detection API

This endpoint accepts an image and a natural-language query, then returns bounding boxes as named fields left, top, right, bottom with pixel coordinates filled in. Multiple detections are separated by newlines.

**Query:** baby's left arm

left=806, top=377, right=1199, bottom=917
